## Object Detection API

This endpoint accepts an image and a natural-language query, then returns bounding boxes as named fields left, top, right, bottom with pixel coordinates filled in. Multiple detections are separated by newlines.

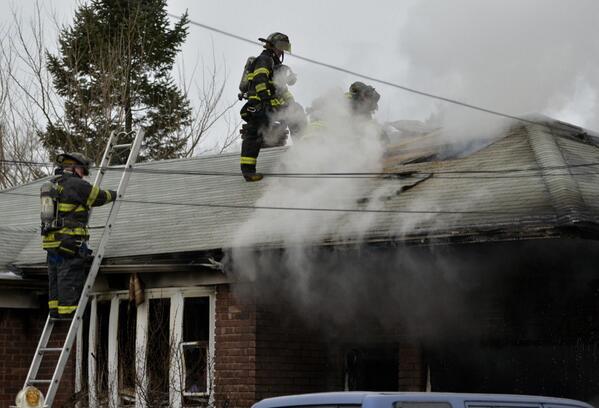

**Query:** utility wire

left=172, top=13, right=563, bottom=131
left=1, top=158, right=599, bottom=179
left=0, top=189, right=529, bottom=216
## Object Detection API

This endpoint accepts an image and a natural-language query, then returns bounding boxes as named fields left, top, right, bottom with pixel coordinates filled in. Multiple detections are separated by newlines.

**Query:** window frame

left=81, top=287, right=216, bottom=408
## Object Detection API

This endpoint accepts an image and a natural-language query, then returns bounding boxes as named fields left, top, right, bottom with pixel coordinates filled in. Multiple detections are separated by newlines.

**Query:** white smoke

left=394, top=0, right=599, bottom=135
left=226, top=0, right=599, bottom=327
left=232, top=90, right=386, bottom=253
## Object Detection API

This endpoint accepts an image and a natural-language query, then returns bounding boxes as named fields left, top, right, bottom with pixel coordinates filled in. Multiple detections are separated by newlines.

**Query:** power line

left=172, top=13, right=561, bottom=130
left=1, top=158, right=599, bottom=179
left=0, top=189, right=528, bottom=216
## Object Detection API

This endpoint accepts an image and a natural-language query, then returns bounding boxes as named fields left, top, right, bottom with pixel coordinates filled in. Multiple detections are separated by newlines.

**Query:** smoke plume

left=226, top=0, right=599, bottom=338
left=394, top=0, right=599, bottom=135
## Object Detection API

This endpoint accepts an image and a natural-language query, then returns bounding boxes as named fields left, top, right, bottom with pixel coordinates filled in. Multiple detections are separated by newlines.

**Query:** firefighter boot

left=243, top=173, right=264, bottom=182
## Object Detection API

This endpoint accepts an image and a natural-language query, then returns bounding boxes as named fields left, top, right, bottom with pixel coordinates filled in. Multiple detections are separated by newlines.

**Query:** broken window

left=182, top=297, right=210, bottom=397
left=118, top=300, right=137, bottom=406
left=147, top=298, right=171, bottom=405
left=96, top=300, right=111, bottom=403
left=344, top=344, right=398, bottom=391
left=84, top=290, right=214, bottom=407
left=77, top=306, right=91, bottom=398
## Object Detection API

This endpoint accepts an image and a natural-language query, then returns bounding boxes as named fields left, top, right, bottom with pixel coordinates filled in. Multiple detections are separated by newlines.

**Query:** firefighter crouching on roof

left=303, top=83, right=388, bottom=144
left=41, top=152, right=116, bottom=317
left=238, top=32, right=306, bottom=182
left=346, top=81, right=390, bottom=144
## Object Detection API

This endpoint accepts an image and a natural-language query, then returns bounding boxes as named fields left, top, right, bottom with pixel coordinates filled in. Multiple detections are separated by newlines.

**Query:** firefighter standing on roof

left=239, top=32, right=301, bottom=182
left=41, top=152, right=116, bottom=317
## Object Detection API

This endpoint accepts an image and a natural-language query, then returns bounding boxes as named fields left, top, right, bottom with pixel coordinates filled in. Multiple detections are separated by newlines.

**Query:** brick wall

left=214, top=284, right=258, bottom=408
left=214, top=284, right=331, bottom=408
left=398, top=341, right=426, bottom=391
left=255, top=308, right=328, bottom=401
left=0, top=308, right=76, bottom=408
left=213, top=283, right=424, bottom=407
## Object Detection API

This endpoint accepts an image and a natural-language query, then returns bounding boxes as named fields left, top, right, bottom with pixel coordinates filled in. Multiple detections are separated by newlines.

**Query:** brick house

left=1, top=117, right=599, bottom=407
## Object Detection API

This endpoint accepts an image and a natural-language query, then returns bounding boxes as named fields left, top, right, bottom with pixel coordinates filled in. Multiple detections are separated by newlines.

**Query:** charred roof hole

left=356, top=173, right=433, bottom=205
left=401, top=154, right=439, bottom=164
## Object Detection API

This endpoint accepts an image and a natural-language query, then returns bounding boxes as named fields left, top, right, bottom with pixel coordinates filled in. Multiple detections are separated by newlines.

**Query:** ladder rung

left=49, top=317, right=73, bottom=322
left=113, top=143, right=132, bottom=149
left=28, top=379, right=52, bottom=385
left=40, top=348, right=62, bottom=353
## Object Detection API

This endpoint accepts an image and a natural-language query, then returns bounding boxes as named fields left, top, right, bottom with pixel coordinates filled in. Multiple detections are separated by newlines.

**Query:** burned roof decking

left=2, top=121, right=599, bottom=270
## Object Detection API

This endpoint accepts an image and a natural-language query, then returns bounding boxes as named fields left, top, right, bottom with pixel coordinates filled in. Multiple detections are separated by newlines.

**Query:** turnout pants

left=240, top=100, right=293, bottom=174
left=47, top=248, right=87, bottom=316
left=240, top=120, right=265, bottom=175
left=240, top=119, right=290, bottom=174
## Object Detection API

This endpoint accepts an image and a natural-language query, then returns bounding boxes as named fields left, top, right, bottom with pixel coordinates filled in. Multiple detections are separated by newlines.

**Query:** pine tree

left=43, top=0, right=191, bottom=163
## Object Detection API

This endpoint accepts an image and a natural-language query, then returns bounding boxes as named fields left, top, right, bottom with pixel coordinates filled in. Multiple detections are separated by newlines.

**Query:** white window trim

left=170, top=292, right=184, bottom=407
left=75, top=323, right=83, bottom=407
left=108, top=297, right=120, bottom=408
left=88, top=297, right=98, bottom=408
left=86, top=287, right=216, bottom=408
left=135, top=300, right=149, bottom=408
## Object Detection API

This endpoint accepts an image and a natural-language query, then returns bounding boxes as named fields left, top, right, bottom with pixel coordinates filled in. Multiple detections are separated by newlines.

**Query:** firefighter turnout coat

left=42, top=171, right=116, bottom=256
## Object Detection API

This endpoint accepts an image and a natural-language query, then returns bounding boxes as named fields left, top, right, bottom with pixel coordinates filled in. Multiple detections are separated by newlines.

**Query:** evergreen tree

left=43, top=0, right=191, bottom=163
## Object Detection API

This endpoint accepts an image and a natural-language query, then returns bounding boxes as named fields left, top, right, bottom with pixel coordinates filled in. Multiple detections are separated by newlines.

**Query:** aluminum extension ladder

left=22, top=129, right=144, bottom=408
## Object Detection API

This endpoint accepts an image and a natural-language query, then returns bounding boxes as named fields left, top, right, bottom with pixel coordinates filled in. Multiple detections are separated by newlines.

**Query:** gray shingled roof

left=1, top=119, right=599, bottom=270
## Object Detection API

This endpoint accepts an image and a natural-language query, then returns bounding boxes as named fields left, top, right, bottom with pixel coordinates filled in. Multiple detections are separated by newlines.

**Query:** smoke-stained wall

left=225, top=238, right=599, bottom=403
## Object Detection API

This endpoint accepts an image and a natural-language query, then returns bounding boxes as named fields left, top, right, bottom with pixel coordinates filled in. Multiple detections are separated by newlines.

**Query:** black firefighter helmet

left=56, top=152, right=92, bottom=176
left=259, top=32, right=291, bottom=53
left=348, top=81, right=380, bottom=114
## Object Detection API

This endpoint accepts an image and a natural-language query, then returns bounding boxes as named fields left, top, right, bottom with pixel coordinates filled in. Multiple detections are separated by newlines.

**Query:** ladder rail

left=92, top=130, right=117, bottom=188
left=24, top=315, right=54, bottom=386
left=22, top=128, right=144, bottom=408
left=43, top=128, right=144, bottom=407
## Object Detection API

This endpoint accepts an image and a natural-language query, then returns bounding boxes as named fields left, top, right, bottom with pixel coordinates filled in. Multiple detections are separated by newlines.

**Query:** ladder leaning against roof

left=20, top=128, right=145, bottom=408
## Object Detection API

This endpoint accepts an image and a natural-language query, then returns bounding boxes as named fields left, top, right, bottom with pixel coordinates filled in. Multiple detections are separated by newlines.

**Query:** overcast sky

left=4, top=0, right=599, bottom=151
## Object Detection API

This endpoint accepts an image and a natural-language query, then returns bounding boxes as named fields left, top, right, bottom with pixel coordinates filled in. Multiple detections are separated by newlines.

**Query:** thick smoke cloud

left=232, top=90, right=386, bottom=252
left=224, top=0, right=599, bottom=339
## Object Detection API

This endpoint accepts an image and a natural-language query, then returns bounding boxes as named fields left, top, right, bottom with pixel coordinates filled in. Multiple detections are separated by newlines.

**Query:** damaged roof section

left=1, top=117, right=599, bottom=271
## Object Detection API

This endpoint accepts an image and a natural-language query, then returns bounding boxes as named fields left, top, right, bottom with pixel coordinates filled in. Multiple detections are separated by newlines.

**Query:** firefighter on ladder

left=41, top=152, right=116, bottom=317
left=239, top=32, right=306, bottom=181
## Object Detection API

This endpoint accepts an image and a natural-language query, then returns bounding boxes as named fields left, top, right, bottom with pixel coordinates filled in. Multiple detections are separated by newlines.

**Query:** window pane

left=183, top=344, right=207, bottom=394
left=468, top=406, right=540, bottom=408
left=182, top=297, right=210, bottom=397
left=183, top=297, right=210, bottom=342
left=271, top=405, right=361, bottom=408
left=395, top=403, right=452, bottom=408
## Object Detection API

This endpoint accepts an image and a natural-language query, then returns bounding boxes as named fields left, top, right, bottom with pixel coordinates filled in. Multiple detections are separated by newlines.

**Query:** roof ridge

left=525, top=124, right=590, bottom=226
